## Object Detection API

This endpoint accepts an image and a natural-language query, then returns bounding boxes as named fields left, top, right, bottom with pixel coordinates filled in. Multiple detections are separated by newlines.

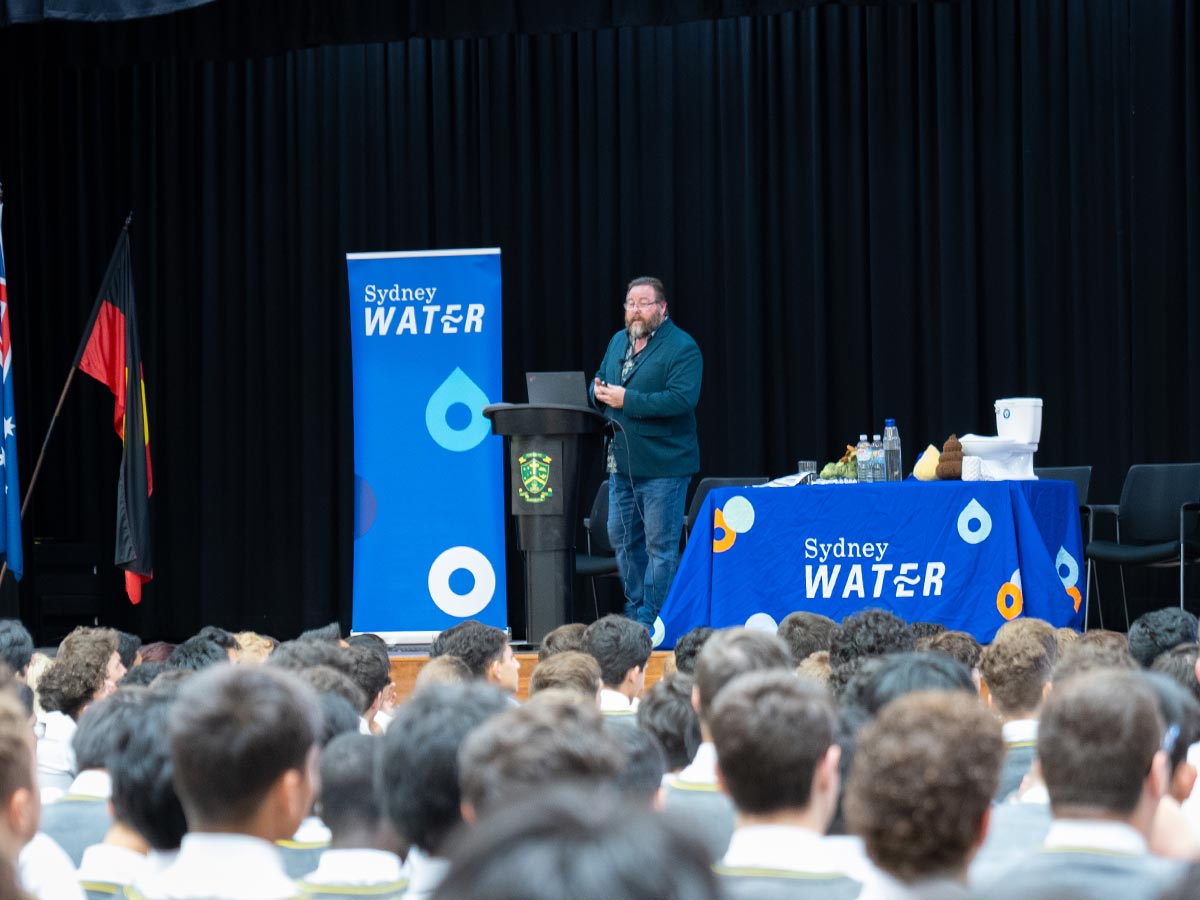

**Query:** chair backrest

left=1117, top=463, right=1200, bottom=544
left=1034, top=466, right=1092, bottom=506
left=686, top=476, right=770, bottom=533
left=586, top=480, right=616, bottom=556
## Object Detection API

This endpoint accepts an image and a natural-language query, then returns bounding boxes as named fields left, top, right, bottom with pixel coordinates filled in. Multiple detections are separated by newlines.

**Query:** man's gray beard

left=626, top=312, right=662, bottom=341
left=627, top=320, right=650, bottom=341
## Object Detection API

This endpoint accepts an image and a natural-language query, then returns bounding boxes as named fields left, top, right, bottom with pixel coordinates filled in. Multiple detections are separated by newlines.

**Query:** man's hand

left=594, top=378, right=626, bottom=409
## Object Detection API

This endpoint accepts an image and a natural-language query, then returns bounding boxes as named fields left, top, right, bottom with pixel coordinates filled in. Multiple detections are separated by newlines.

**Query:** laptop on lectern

left=526, top=371, right=589, bottom=407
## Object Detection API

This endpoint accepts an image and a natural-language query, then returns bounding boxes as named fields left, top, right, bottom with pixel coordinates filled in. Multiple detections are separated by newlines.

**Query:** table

left=658, top=479, right=1085, bottom=647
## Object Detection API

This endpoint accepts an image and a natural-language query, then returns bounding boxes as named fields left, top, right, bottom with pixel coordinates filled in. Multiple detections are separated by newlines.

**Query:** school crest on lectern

left=518, top=452, right=554, bottom=503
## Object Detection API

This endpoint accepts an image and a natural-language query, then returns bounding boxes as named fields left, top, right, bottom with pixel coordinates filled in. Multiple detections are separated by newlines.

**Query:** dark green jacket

left=593, top=317, right=702, bottom=478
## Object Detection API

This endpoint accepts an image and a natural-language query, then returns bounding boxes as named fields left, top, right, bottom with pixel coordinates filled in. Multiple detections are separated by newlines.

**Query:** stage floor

left=389, top=650, right=673, bottom=703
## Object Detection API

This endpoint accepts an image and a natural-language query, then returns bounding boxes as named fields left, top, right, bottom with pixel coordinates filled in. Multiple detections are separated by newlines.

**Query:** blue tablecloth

left=658, top=479, right=1085, bottom=647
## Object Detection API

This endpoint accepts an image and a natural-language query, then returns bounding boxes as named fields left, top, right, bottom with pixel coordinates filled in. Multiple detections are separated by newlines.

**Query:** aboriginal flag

left=73, top=230, right=153, bottom=604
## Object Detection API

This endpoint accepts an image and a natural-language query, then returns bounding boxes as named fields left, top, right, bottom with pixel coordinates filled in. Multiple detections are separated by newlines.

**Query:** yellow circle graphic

left=712, top=508, right=736, bottom=553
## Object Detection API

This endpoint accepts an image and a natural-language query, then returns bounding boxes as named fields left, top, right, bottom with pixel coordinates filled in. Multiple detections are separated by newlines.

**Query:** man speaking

left=592, top=277, right=702, bottom=629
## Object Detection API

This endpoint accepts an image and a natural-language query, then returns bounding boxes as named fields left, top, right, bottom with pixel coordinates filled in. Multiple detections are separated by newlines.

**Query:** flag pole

left=0, top=212, right=134, bottom=587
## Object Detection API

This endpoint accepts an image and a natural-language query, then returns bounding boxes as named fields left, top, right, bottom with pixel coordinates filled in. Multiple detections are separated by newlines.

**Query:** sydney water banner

left=346, top=249, right=507, bottom=640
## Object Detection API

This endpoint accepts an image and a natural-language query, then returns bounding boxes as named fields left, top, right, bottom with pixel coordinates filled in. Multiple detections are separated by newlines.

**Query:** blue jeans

left=607, top=475, right=689, bottom=627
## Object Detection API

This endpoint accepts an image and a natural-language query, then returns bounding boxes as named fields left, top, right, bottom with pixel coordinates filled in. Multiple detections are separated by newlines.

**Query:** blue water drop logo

left=957, top=498, right=993, bottom=544
left=426, top=367, right=492, bottom=452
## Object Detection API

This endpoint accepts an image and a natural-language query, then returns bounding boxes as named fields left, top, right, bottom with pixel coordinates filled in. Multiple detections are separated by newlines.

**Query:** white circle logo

left=744, top=612, right=779, bottom=633
left=722, top=496, right=756, bottom=533
left=651, top=617, right=666, bottom=648
left=428, top=546, right=496, bottom=617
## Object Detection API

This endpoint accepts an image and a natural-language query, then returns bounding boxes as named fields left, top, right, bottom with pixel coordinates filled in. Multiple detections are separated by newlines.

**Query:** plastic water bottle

left=856, top=435, right=869, bottom=483
left=871, top=434, right=884, bottom=483
left=884, top=418, right=902, bottom=482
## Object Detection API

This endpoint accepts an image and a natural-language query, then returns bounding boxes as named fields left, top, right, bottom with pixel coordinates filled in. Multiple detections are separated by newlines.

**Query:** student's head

left=413, top=655, right=473, bottom=692
left=693, top=628, right=792, bottom=724
left=458, top=697, right=623, bottom=821
left=0, top=691, right=38, bottom=858
left=439, top=624, right=519, bottom=692
left=269, top=637, right=354, bottom=676
left=319, top=733, right=405, bottom=855
left=295, top=665, right=367, bottom=718
left=115, top=631, right=143, bottom=670
left=610, top=727, right=667, bottom=806
left=166, top=636, right=227, bottom=672
left=636, top=673, right=701, bottom=772
left=829, top=609, right=914, bottom=693
left=430, top=620, right=483, bottom=658
left=234, top=631, right=279, bottom=664
left=0, top=622, right=33, bottom=680
left=672, top=626, right=715, bottom=675
left=1142, top=671, right=1200, bottom=802
left=110, top=696, right=187, bottom=851
left=37, top=626, right=123, bottom=720
left=169, top=665, right=321, bottom=838
left=379, top=682, right=510, bottom=856
left=1077, top=628, right=1129, bottom=652
left=859, top=652, right=975, bottom=716
left=138, top=641, right=176, bottom=664
left=846, top=691, right=1002, bottom=883
left=315, top=692, right=363, bottom=748
left=1128, top=608, right=1199, bottom=668
left=796, top=650, right=832, bottom=683
left=120, top=661, right=165, bottom=688
left=431, top=784, right=720, bottom=900
left=528, top=652, right=602, bottom=703
left=72, top=688, right=151, bottom=771
left=195, top=626, right=240, bottom=661
left=925, top=630, right=982, bottom=673
left=775, top=613, right=836, bottom=666
left=148, top=668, right=196, bottom=697
left=710, top=671, right=838, bottom=824
left=298, top=622, right=343, bottom=644
left=582, top=615, right=652, bottom=695
left=1151, top=643, right=1200, bottom=704
left=1054, top=626, right=1080, bottom=656
left=537, top=623, right=587, bottom=662
left=980, top=618, right=1058, bottom=718
left=346, top=645, right=392, bottom=714
left=909, top=622, right=947, bottom=642
left=1038, top=670, right=1166, bottom=827
left=346, top=632, right=388, bottom=653
left=1053, top=638, right=1137, bottom=682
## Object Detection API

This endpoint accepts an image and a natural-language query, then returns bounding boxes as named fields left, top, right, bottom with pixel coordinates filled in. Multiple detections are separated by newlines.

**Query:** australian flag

left=0, top=204, right=23, bottom=580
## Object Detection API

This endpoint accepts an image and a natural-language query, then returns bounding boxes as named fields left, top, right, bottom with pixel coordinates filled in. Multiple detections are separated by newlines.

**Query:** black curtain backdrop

left=0, top=0, right=1196, bottom=641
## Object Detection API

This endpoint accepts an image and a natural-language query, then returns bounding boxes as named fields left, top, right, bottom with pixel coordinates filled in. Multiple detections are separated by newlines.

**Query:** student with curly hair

left=846, top=691, right=1003, bottom=899
left=34, top=628, right=125, bottom=793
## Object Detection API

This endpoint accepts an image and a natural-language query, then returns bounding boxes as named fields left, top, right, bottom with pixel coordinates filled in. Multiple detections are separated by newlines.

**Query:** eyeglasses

left=623, top=300, right=661, bottom=310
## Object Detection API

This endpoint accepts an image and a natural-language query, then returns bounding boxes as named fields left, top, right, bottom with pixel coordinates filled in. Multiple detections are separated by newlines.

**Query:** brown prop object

left=935, top=434, right=963, bottom=480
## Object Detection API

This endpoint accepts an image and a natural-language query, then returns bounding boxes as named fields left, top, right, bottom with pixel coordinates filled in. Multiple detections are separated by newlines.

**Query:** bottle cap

left=859, top=434, right=868, bottom=441
left=885, top=418, right=896, bottom=427
left=873, top=434, right=881, bottom=441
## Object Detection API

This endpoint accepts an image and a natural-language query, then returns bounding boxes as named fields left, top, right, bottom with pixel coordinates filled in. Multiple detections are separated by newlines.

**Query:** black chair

left=1084, top=463, right=1200, bottom=630
left=1034, top=466, right=1092, bottom=507
left=684, top=476, right=771, bottom=539
left=577, top=479, right=620, bottom=619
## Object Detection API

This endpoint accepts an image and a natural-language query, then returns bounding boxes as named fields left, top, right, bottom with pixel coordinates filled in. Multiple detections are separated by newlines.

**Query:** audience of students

left=10, top=608, right=1200, bottom=900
